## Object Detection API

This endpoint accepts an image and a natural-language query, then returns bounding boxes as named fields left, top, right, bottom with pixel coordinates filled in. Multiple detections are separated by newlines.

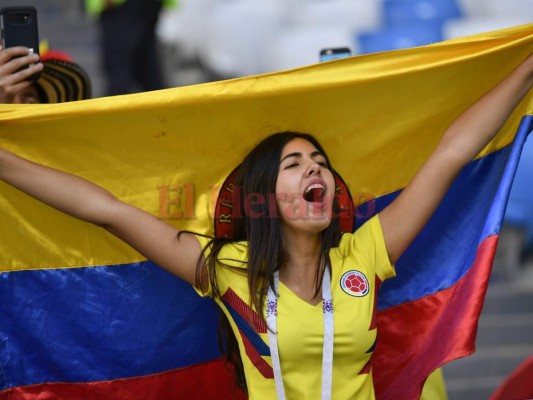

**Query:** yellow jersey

left=195, top=215, right=395, bottom=399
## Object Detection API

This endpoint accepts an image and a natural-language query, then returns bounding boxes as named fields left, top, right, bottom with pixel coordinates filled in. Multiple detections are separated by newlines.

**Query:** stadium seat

left=484, top=0, right=533, bottom=18
left=157, top=0, right=219, bottom=61
left=286, top=0, right=381, bottom=33
left=443, top=16, right=533, bottom=39
left=198, top=0, right=285, bottom=77
left=454, top=0, right=487, bottom=17
left=358, top=24, right=443, bottom=54
left=383, top=0, right=463, bottom=26
left=264, top=26, right=356, bottom=72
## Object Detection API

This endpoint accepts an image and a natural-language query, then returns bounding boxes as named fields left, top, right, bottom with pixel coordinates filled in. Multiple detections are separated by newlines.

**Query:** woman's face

left=275, top=138, right=335, bottom=235
left=13, top=84, right=40, bottom=104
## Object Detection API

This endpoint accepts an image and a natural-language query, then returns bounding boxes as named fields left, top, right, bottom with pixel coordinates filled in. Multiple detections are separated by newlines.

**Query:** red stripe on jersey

left=359, top=358, right=372, bottom=375
left=240, top=329, right=274, bottom=378
left=222, top=288, right=268, bottom=333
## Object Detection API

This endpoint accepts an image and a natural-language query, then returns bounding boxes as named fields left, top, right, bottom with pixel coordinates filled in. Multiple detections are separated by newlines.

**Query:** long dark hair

left=196, top=131, right=343, bottom=392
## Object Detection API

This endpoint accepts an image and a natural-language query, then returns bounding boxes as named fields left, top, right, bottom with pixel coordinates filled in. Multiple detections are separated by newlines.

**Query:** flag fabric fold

left=0, top=24, right=532, bottom=399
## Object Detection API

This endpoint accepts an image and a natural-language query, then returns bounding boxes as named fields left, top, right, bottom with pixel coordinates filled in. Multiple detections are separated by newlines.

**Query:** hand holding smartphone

left=0, top=6, right=41, bottom=81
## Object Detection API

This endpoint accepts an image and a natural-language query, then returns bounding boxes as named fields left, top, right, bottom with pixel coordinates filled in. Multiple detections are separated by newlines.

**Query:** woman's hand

left=0, top=46, right=43, bottom=103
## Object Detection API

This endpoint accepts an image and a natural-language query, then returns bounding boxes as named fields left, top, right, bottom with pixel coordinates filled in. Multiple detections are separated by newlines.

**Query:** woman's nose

left=307, top=161, right=321, bottom=176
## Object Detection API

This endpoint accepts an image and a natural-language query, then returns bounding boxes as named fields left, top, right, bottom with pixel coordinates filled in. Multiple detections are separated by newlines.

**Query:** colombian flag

left=0, top=24, right=532, bottom=399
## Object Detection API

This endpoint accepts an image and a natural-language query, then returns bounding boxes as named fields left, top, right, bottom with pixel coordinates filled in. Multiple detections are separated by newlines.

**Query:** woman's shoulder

left=338, top=215, right=382, bottom=247
left=333, top=214, right=395, bottom=280
left=194, top=234, right=249, bottom=267
left=218, top=241, right=249, bottom=267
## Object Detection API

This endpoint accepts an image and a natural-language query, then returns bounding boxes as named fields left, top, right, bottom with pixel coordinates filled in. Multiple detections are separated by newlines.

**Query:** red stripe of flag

left=0, top=359, right=246, bottom=400
left=374, top=235, right=498, bottom=399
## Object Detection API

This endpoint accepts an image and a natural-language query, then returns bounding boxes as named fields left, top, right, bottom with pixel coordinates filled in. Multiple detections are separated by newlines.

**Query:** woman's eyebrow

left=280, top=151, right=325, bottom=164
left=311, top=151, right=325, bottom=159
left=280, top=152, right=302, bottom=163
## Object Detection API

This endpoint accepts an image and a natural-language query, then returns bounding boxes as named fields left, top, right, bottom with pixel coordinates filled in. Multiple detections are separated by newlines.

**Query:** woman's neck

left=279, top=229, right=323, bottom=304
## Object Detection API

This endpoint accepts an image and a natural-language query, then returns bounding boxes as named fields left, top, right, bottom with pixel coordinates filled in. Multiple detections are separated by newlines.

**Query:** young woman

left=1, top=53, right=532, bottom=399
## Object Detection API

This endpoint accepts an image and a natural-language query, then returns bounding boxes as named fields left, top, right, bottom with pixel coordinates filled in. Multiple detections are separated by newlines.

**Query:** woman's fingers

left=0, top=47, right=42, bottom=103
left=0, top=47, right=41, bottom=75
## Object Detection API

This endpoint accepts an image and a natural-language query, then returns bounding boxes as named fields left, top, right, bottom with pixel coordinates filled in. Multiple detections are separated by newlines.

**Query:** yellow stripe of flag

left=0, top=24, right=532, bottom=271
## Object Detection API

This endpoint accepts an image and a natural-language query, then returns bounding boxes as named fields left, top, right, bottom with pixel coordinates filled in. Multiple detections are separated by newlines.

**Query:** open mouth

left=303, top=183, right=326, bottom=203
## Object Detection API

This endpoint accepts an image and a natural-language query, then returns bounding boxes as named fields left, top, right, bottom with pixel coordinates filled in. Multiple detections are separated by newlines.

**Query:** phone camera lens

left=10, top=13, right=30, bottom=24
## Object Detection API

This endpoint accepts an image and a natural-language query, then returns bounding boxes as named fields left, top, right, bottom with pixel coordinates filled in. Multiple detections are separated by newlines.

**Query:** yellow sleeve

left=192, top=234, right=213, bottom=298
left=191, top=235, right=249, bottom=298
left=354, top=214, right=396, bottom=281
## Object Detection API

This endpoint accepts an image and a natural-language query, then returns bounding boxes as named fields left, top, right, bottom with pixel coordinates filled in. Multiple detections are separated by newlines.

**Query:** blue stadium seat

left=383, top=0, right=463, bottom=26
left=357, top=24, right=443, bottom=54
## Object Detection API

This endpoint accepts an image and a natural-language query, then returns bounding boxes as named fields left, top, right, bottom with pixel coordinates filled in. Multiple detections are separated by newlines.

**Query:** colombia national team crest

left=340, top=270, right=370, bottom=297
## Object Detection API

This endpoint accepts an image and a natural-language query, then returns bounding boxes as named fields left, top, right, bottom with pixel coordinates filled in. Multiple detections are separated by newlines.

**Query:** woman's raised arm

left=380, top=53, right=533, bottom=264
left=0, top=149, right=203, bottom=285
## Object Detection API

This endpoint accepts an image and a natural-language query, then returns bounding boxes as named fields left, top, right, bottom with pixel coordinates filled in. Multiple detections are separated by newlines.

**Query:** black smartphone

left=319, top=47, right=352, bottom=62
left=0, top=6, right=41, bottom=81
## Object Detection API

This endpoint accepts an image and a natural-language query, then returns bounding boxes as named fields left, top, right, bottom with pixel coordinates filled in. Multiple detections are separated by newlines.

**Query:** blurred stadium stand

left=358, top=24, right=443, bottom=53
left=158, top=0, right=532, bottom=81
left=443, top=16, right=532, bottom=39
left=382, top=0, right=462, bottom=27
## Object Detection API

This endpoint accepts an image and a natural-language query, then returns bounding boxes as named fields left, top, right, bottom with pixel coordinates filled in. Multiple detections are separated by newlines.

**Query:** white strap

left=267, top=271, right=286, bottom=400
left=321, top=267, right=334, bottom=400
left=267, top=267, right=334, bottom=400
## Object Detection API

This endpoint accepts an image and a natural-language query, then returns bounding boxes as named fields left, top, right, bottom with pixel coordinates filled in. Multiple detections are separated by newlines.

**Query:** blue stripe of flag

left=0, top=261, right=221, bottom=389
left=358, top=116, right=532, bottom=309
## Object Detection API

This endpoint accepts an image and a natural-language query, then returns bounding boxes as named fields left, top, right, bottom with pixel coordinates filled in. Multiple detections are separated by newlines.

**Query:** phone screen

left=319, top=47, right=352, bottom=62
